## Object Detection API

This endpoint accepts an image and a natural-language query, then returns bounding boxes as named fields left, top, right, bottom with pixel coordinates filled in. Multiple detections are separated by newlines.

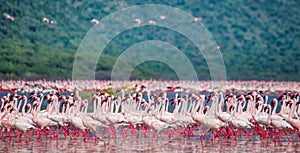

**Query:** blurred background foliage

left=0, top=0, right=299, bottom=81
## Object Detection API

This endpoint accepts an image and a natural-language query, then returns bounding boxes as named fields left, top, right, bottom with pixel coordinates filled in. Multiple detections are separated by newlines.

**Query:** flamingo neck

left=288, top=100, right=295, bottom=121
left=84, top=101, right=88, bottom=114
left=16, top=99, right=22, bottom=114
left=93, top=98, right=96, bottom=114
left=21, top=99, right=28, bottom=116
left=271, top=101, right=278, bottom=115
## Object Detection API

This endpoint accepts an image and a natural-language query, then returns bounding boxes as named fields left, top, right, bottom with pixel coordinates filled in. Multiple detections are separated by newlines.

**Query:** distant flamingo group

left=1, top=80, right=299, bottom=95
left=0, top=80, right=300, bottom=144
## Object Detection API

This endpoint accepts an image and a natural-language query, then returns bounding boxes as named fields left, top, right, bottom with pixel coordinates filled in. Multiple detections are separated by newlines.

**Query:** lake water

left=1, top=134, right=300, bottom=152
left=1, top=127, right=300, bottom=153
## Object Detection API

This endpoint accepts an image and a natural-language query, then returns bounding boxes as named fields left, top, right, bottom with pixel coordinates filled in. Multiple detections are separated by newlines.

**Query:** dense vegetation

left=0, top=0, right=299, bottom=81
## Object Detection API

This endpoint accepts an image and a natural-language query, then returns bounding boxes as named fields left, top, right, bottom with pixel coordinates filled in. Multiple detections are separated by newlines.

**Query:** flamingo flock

left=1, top=80, right=300, bottom=95
left=0, top=80, right=300, bottom=144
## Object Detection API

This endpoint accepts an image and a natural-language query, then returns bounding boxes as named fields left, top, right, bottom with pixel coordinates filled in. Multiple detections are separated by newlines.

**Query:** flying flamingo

left=159, top=15, right=167, bottom=20
left=215, top=46, right=224, bottom=52
left=90, top=18, right=100, bottom=24
left=3, top=13, right=14, bottom=21
left=148, top=20, right=157, bottom=25
left=41, top=17, right=56, bottom=24
left=192, top=17, right=202, bottom=23
left=133, top=18, right=142, bottom=25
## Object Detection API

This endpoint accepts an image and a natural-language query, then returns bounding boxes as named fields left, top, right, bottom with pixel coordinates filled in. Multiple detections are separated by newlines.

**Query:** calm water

left=1, top=128, right=300, bottom=153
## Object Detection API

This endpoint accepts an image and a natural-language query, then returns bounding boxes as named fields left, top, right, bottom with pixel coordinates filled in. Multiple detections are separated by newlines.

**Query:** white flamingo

left=90, top=18, right=100, bottom=24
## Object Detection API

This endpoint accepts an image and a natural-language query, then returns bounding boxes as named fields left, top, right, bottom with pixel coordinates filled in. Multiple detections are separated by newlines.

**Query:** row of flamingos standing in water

left=1, top=80, right=300, bottom=94
left=1, top=80, right=300, bottom=144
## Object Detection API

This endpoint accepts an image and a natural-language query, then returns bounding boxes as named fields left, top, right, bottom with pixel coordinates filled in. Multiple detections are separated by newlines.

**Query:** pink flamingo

left=287, top=97, right=300, bottom=138
left=201, top=95, right=226, bottom=142
left=41, top=17, right=55, bottom=24
left=267, top=101, right=293, bottom=142
left=81, top=99, right=105, bottom=141
left=229, top=99, right=252, bottom=141
left=3, top=13, right=14, bottom=21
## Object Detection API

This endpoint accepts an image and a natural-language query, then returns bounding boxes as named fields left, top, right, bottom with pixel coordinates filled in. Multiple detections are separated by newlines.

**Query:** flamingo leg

left=261, top=127, right=267, bottom=139
left=226, top=126, right=233, bottom=138
left=120, top=127, right=127, bottom=138
left=61, top=125, right=70, bottom=139
left=180, top=127, right=187, bottom=137
left=244, top=130, right=251, bottom=140
left=3, top=130, right=12, bottom=141
left=19, top=132, right=24, bottom=142
left=211, top=130, right=215, bottom=142
left=141, top=124, right=148, bottom=137
left=273, top=130, right=278, bottom=142
left=26, top=130, right=31, bottom=141
left=283, top=130, right=290, bottom=143
left=37, top=129, right=43, bottom=140
left=233, top=130, right=237, bottom=141
left=189, top=126, right=195, bottom=137
left=54, top=127, right=59, bottom=139
left=167, top=130, right=172, bottom=141
left=277, top=129, right=283, bottom=142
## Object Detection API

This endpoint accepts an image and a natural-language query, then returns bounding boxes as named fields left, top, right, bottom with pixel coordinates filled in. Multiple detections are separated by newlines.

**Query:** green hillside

left=0, top=0, right=299, bottom=80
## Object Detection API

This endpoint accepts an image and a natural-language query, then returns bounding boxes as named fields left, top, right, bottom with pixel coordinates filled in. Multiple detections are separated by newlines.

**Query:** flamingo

left=1, top=106, right=17, bottom=141
left=287, top=98, right=300, bottom=136
left=3, top=13, right=14, bottom=21
left=32, top=99, right=58, bottom=139
left=217, top=94, right=232, bottom=123
left=143, top=115, right=175, bottom=140
left=191, top=95, right=206, bottom=125
left=173, top=97, right=196, bottom=137
left=252, top=95, right=270, bottom=127
left=192, top=17, right=202, bottom=23
left=159, top=15, right=167, bottom=20
left=267, top=102, right=293, bottom=142
left=41, top=17, right=55, bottom=24
left=215, top=46, right=224, bottom=51
left=90, top=18, right=100, bottom=24
left=201, top=95, right=226, bottom=141
left=148, top=20, right=157, bottom=25
left=104, top=97, right=128, bottom=138
left=68, top=102, right=89, bottom=140
left=13, top=110, right=36, bottom=141
left=229, top=99, right=252, bottom=140
left=133, top=18, right=142, bottom=25
left=81, top=99, right=105, bottom=141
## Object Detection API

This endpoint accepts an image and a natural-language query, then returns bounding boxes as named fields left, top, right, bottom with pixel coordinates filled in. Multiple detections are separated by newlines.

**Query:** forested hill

left=0, top=0, right=299, bottom=81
